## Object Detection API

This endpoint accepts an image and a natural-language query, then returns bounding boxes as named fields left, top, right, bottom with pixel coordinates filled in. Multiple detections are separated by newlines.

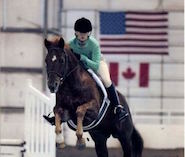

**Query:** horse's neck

left=66, top=67, right=83, bottom=88
left=57, top=66, right=86, bottom=109
left=66, top=48, right=79, bottom=68
left=63, top=49, right=84, bottom=88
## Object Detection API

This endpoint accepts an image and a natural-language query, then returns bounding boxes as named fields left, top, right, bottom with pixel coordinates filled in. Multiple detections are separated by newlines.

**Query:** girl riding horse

left=43, top=17, right=143, bottom=157
left=44, top=35, right=143, bottom=157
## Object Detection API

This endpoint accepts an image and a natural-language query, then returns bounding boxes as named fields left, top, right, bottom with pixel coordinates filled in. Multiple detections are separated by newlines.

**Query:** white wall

left=0, top=73, right=42, bottom=107
left=136, top=124, right=184, bottom=149
left=63, top=0, right=184, bottom=11
left=0, top=113, right=24, bottom=139
left=0, top=0, right=42, bottom=28
left=0, top=33, right=43, bottom=68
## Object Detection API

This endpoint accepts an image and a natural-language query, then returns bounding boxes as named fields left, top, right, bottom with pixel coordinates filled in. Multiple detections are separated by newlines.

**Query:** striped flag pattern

left=99, top=11, right=168, bottom=55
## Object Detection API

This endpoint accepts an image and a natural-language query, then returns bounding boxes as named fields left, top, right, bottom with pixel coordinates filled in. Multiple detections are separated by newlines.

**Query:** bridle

left=47, top=47, right=80, bottom=85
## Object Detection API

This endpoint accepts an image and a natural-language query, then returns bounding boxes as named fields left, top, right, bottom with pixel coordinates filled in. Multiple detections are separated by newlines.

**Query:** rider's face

left=75, top=31, right=90, bottom=42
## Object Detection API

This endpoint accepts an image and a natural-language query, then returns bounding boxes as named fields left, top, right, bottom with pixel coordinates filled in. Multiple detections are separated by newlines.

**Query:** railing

left=0, top=139, right=26, bottom=157
left=24, top=80, right=56, bottom=157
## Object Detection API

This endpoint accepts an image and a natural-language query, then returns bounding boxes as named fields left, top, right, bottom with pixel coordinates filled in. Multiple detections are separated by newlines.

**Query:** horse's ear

left=58, top=38, right=65, bottom=49
left=44, top=39, right=51, bottom=48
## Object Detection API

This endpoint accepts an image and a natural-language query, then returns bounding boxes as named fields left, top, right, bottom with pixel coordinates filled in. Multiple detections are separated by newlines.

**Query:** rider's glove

left=74, top=53, right=81, bottom=60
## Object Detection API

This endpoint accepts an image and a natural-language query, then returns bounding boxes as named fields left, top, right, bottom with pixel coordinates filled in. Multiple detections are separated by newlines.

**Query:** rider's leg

left=106, top=83, right=128, bottom=120
left=97, top=59, right=128, bottom=121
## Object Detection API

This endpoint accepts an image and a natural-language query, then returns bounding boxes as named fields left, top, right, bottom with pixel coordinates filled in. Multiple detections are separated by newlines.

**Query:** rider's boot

left=43, top=115, right=55, bottom=125
left=43, top=110, right=70, bottom=125
left=106, top=84, right=129, bottom=121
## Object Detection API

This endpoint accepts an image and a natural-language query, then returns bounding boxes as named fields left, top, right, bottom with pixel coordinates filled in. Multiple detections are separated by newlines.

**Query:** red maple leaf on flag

left=122, top=67, right=136, bottom=80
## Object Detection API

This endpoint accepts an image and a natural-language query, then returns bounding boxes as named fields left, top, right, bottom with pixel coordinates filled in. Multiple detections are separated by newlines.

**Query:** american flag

left=99, top=11, right=168, bottom=55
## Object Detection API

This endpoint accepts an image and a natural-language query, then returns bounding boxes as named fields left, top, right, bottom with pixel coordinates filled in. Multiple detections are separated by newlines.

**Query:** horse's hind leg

left=118, top=136, right=133, bottom=157
left=89, top=131, right=109, bottom=157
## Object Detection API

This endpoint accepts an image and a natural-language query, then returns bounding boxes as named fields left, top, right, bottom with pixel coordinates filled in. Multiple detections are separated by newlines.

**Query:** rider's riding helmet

left=74, top=17, right=92, bottom=33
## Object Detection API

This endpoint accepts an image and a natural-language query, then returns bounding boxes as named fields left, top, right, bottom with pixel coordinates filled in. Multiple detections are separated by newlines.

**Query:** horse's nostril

left=48, top=84, right=54, bottom=90
left=55, top=82, right=58, bottom=88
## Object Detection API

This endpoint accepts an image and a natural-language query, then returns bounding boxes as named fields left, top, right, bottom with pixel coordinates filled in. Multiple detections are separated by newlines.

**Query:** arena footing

left=57, top=146, right=184, bottom=157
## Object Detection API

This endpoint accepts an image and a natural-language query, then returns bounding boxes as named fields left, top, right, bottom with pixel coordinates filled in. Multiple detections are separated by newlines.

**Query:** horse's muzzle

left=47, top=73, right=61, bottom=93
left=48, top=81, right=59, bottom=93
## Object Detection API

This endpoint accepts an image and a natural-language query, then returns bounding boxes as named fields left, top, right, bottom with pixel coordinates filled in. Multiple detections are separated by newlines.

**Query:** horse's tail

left=132, top=127, right=144, bottom=157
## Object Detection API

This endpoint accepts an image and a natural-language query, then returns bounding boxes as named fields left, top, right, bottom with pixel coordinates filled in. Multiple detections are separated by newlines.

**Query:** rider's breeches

left=97, top=59, right=112, bottom=88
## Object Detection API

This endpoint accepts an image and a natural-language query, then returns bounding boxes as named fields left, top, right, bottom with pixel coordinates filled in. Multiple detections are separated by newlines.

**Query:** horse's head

left=44, top=37, right=68, bottom=93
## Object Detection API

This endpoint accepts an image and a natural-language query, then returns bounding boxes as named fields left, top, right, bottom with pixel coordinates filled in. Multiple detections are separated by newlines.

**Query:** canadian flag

left=109, top=62, right=149, bottom=87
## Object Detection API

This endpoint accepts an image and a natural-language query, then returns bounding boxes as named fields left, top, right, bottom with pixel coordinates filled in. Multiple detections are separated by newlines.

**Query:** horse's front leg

left=76, top=100, right=97, bottom=150
left=55, top=112, right=65, bottom=149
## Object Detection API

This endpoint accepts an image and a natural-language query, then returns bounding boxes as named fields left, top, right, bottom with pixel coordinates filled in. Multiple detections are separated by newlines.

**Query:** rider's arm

left=80, top=44, right=101, bottom=72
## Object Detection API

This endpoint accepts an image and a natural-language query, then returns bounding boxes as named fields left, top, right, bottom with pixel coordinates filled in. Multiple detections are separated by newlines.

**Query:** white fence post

left=24, top=80, right=56, bottom=157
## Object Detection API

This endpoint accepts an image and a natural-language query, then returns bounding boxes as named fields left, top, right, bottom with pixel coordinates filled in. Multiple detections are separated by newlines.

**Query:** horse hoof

left=76, top=138, right=86, bottom=150
left=56, top=142, right=65, bottom=149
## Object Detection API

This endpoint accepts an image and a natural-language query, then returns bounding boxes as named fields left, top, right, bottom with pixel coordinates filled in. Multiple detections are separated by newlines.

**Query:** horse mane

left=47, top=35, right=70, bottom=50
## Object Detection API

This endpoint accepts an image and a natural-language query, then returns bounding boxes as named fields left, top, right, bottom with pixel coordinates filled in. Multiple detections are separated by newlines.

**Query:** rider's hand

left=74, top=53, right=81, bottom=60
left=80, top=61, right=88, bottom=70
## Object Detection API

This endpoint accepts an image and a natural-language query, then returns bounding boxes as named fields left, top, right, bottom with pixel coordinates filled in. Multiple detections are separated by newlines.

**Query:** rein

left=48, top=65, right=80, bottom=85
left=59, top=64, right=80, bottom=84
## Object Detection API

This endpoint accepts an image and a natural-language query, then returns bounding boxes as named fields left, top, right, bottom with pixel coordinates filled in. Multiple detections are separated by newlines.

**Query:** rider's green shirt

left=69, top=36, right=101, bottom=72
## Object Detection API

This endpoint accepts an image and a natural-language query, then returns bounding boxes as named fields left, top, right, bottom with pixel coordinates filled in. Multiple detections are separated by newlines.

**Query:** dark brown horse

left=44, top=36, right=143, bottom=157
